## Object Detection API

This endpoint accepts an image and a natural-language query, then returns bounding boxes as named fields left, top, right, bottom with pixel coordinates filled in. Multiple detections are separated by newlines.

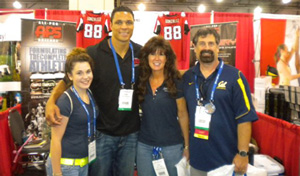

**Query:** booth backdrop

left=0, top=104, right=21, bottom=176
left=34, top=9, right=255, bottom=92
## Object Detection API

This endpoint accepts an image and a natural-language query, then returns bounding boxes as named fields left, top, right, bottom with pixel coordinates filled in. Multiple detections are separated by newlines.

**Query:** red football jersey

left=154, top=13, right=190, bottom=69
left=76, top=12, right=111, bottom=48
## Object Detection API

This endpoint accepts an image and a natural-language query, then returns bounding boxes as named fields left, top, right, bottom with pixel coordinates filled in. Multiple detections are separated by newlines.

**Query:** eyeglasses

left=198, top=41, right=216, bottom=48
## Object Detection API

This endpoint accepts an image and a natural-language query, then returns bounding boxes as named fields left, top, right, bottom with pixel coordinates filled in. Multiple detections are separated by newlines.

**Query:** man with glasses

left=182, top=27, right=258, bottom=175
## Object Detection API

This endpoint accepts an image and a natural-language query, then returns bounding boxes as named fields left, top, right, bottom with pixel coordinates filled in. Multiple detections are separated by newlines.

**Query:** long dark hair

left=137, top=36, right=181, bottom=103
left=274, top=44, right=286, bottom=63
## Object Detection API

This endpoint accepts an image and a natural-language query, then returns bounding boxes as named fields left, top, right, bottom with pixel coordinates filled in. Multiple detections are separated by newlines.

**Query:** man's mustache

left=200, top=50, right=214, bottom=57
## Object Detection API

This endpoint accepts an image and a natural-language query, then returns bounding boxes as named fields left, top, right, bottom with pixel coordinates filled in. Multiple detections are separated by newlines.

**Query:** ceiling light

left=254, top=6, right=262, bottom=14
left=282, top=0, right=291, bottom=4
left=13, top=1, right=22, bottom=9
left=138, top=3, right=146, bottom=11
left=198, top=4, right=206, bottom=13
left=216, top=0, right=223, bottom=2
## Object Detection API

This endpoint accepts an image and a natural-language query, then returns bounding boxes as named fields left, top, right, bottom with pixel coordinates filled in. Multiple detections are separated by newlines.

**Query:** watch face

left=239, top=151, right=248, bottom=157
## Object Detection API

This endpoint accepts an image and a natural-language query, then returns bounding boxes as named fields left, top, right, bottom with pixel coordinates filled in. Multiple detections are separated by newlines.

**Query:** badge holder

left=110, top=38, right=136, bottom=112
left=118, top=88, right=133, bottom=111
left=194, top=105, right=211, bottom=140
left=72, top=86, right=97, bottom=165
left=88, top=140, right=96, bottom=164
left=193, top=61, right=224, bottom=140
left=152, top=147, right=169, bottom=176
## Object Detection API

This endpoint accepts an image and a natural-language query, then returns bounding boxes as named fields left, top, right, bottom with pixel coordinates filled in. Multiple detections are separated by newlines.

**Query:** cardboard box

left=254, top=154, right=284, bottom=175
left=255, top=76, right=272, bottom=89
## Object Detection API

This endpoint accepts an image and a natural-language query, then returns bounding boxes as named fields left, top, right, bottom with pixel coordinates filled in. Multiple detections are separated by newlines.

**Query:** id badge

left=118, top=89, right=133, bottom=111
left=88, top=140, right=96, bottom=163
left=194, top=106, right=211, bottom=140
left=152, top=158, right=169, bottom=176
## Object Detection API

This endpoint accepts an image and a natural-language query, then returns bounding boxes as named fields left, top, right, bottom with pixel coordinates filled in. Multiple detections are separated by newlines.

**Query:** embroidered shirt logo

left=163, top=87, right=168, bottom=92
left=134, top=58, right=140, bottom=67
left=217, top=81, right=227, bottom=90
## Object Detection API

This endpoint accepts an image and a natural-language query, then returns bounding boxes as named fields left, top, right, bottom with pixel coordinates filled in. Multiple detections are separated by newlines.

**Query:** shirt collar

left=192, top=58, right=223, bottom=79
left=101, top=36, right=137, bottom=55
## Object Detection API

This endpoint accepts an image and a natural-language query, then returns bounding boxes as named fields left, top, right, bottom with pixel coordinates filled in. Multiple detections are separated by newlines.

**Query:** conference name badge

left=118, top=89, right=133, bottom=111
left=152, top=159, right=169, bottom=176
left=194, top=106, right=211, bottom=140
left=88, top=140, right=96, bottom=164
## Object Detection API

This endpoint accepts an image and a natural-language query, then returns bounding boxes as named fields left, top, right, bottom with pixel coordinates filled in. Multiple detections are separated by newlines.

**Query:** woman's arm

left=176, top=97, right=190, bottom=160
left=294, top=28, right=300, bottom=72
left=277, top=61, right=300, bottom=81
left=50, top=115, right=69, bottom=175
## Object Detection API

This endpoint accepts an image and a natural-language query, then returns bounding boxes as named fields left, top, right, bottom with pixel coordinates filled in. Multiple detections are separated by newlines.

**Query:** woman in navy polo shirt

left=46, top=48, right=98, bottom=176
left=136, top=36, right=189, bottom=176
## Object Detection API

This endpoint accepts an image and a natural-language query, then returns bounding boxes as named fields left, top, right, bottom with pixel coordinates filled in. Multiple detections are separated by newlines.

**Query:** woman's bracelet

left=184, top=145, right=189, bottom=150
left=53, top=173, right=63, bottom=176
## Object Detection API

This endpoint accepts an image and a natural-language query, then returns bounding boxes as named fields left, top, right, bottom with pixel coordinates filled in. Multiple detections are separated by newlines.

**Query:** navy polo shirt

left=138, top=79, right=184, bottom=146
left=57, top=88, right=99, bottom=158
left=182, top=59, right=258, bottom=172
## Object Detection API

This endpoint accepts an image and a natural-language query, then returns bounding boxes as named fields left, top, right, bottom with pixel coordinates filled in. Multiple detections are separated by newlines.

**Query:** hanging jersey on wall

left=76, top=12, right=111, bottom=48
left=153, top=12, right=190, bottom=69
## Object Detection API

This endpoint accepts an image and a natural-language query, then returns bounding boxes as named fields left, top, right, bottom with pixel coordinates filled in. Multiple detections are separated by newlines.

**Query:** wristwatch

left=238, top=150, right=249, bottom=157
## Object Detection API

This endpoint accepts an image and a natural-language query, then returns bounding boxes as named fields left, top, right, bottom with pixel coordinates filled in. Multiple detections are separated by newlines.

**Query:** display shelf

left=0, top=82, right=21, bottom=92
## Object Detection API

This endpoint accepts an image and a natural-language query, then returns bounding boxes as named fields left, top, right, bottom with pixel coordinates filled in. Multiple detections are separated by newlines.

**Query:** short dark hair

left=111, top=6, right=134, bottom=22
left=65, top=47, right=94, bottom=77
left=192, top=27, right=220, bottom=46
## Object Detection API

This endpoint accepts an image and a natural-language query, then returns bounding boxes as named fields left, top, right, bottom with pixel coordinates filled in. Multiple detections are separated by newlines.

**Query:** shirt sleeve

left=56, top=91, right=72, bottom=118
left=232, top=71, right=258, bottom=123
left=176, top=79, right=184, bottom=99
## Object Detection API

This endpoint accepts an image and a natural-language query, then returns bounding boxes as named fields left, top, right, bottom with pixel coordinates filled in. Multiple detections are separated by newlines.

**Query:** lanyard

left=194, top=61, right=224, bottom=105
left=109, top=38, right=135, bottom=89
left=72, top=86, right=97, bottom=140
left=152, top=147, right=162, bottom=160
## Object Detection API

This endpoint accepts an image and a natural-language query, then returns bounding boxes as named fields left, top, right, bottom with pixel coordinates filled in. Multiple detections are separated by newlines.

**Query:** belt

left=50, top=154, right=88, bottom=167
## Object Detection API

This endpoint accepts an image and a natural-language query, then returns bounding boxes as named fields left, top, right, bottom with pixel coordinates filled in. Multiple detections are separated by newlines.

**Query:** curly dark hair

left=137, top=36, right=181, bottom=103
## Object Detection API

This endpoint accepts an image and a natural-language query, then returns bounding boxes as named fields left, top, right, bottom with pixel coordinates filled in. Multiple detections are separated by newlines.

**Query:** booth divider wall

left=214, top=12, right=255, bottom=92
left=34, top=9, right=255, bottom=91
left=0, top=104, right=21, bottom=176
left=253, top=112, right=300, bottom=176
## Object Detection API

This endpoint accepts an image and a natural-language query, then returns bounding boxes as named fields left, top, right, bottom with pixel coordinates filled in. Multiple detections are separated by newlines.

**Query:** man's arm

left=233, top=122, right=252, bottom=175
left=46, top=80, right=68, bottom=125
